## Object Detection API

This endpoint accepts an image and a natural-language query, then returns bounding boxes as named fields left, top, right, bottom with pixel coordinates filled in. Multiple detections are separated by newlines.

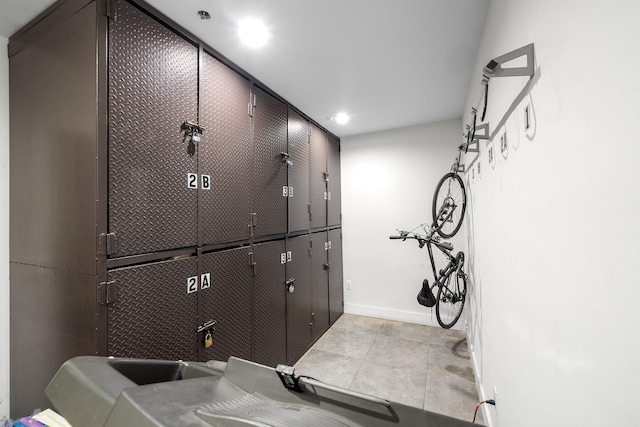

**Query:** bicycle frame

left=425, top=240, right=457, bottom=289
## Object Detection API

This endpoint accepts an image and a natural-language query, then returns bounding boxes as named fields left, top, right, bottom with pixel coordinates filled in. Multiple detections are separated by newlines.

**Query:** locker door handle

left=323, top=263, right=330, bottom=270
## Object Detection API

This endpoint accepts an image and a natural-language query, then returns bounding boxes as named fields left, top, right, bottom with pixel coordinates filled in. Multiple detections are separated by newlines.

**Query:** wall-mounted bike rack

left=460, top=43, right=538, bottom=174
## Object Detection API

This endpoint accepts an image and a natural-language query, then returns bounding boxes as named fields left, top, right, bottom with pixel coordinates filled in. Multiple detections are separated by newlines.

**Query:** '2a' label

left=187, top=273, right=212, bottom=294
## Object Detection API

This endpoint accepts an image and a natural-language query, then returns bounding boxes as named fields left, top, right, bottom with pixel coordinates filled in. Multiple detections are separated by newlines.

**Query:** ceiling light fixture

left=334, top=112, right=350, bottom=125
left=238, top=18, right=270, bottom=48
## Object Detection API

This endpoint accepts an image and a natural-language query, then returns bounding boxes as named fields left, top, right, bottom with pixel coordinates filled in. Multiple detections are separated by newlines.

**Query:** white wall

left=463, top=1, right=640, bottom=426
left=0, top=37, right=10, bottom=420
left=341, top=119, right=465, bottom=327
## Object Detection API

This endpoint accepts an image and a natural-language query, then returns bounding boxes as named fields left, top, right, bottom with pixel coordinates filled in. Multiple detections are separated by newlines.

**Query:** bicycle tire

left=435, top=269, right=467, bottom=329
left=431, top=172, right=467, bottom=239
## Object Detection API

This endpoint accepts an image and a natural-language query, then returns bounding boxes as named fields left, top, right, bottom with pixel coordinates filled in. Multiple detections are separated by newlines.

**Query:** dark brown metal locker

left=252, top=86, right=288, bottom=237
left=200, top=52, right=252, bottom=245
left=327, top=134, right=342, bottom=226
left=285, top=235, right=312, bottom=364
left=328, top=228, right=344, bottom=325
left=252, top=240, right=287, bottom=367
left=287, top=108, right=310, bottom=233
left=310, top=232, right=330, bottom=341
left=199, top=247, right=253, bottom=362
left=108, top=0, right=199, bottom=257
left=107, top=257, right=198, bottom=360
left=310, top=124, right=328, bottom=229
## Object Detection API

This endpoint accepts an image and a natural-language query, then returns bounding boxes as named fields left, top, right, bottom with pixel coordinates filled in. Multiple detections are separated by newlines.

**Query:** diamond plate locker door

left=198, top=247, right=252, bottom=362
left=108, top=0, right=198, bottom=257
left=310, top=232, right=330, bottom=342
left=107, top=257, right=198, bottom=360
left=328, top=228, right=344, bottom=325
left=287, top=109, right=310, bottom=233
left=310, top=124, right=327, bottom=229
left=200, top=52, right=252, bottom=245
left=252, top=86, right=288, bottom=237
left=252, top=240, right=286, bottom=367
left=327, top=134, right=342, bottom=226
left=286, top=235, right=312, bottom=364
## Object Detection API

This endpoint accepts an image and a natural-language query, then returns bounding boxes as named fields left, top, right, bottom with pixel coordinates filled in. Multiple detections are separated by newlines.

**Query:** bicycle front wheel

left=432, top=172, right=466, bottom=239
left=435, top=271, right=467, bottom=329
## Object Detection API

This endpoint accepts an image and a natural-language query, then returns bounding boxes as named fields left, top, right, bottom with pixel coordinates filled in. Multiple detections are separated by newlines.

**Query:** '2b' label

left=187, top=173, right=211, bottom=190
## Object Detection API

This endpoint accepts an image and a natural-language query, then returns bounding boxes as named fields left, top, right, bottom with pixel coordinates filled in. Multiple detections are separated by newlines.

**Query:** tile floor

left=294, top=314, right=485, bottom=425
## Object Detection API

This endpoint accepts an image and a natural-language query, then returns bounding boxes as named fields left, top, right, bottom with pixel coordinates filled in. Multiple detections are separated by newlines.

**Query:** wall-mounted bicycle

left=432, top=146, right=468, bottom=239
left=390, top=223, right=467, bottom=329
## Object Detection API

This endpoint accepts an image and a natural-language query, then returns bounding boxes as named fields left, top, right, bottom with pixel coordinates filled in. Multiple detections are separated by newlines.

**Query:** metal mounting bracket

left=483, top=43, right=535, bottom=80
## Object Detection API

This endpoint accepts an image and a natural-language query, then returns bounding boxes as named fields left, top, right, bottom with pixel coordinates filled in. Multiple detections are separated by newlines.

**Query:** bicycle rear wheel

left=432, top=172, right=466, bottom=239
left=435, top=270, right=467, bottom=329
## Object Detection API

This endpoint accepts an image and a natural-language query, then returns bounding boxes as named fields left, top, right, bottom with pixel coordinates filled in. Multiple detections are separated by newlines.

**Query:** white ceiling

left=0, top=0, right=490, bottom=137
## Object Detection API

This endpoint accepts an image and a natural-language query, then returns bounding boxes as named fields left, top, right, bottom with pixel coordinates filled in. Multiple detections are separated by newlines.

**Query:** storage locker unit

left=285, top=235, right=313, bottom=364
left=310, top=124, right=329, bottom=229
left=251, top=240, right=287, bottom=367
left=8, top=0, right=343, bottom=417
left=107, top=257, right=199, bottom=361
left=328, top=228, right=345, bottom=325
left=199, top=247, right=253, bottom=362
left=287, top=108, right=311, bottom=233
left=327, top=134, right=343, bottom=227
left=252, top=86, right=289, bottom=239
left=310, top=232, right=331, bottom=342
left=200, top=51, right=253, bottom=246
left=108, top=0, right=200, bottom=257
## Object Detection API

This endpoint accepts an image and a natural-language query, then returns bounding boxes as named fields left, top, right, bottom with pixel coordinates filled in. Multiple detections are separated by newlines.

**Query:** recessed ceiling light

left=335, top=112, right=350, bottom=125
left=238, top=18, right=270, bottom=48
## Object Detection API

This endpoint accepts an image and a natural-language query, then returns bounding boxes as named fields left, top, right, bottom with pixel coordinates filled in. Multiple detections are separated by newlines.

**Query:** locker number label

left=187, top=173, right=198, bottom=189
left=187, top=276, right=198, bottom=294
left=280, top=252, right=287, bottom=264
left=201, top=273, right=211, bottom=290
left=282, top=186, right=288, bottom=197
left=201, top=175, right=211, bottom=190
left=188, top=173, right=211, bottom=190
left=287, top=251, right=292, bottom=262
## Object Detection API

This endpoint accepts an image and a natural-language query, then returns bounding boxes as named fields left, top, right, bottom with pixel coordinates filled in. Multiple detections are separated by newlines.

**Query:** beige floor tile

left=350, top=359, right=426, bottom=409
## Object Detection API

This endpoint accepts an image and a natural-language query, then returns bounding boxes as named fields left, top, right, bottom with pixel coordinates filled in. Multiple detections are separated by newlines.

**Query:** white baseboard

left=343, top=302, right=463, bottom=331
left=467, top=333, right=493, bottom=427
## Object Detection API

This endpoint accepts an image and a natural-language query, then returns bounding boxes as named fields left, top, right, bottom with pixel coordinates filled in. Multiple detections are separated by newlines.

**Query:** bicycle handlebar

left=389, top=230, right=454, bottom=252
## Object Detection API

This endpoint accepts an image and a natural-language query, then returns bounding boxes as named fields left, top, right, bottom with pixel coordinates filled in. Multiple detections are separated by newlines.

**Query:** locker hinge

left=249, top=213, right=257, bottom=237
left=98, top=233, right=117, bottom=256
left=308, top=204, right=312, bottom=221
left=98, top=280, right=117, bottom=305
left=249, top=252, right=257, bottom=276
left=106, top=0, right=116, bottom=19
left=248, top=94, right=256, bottom=117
